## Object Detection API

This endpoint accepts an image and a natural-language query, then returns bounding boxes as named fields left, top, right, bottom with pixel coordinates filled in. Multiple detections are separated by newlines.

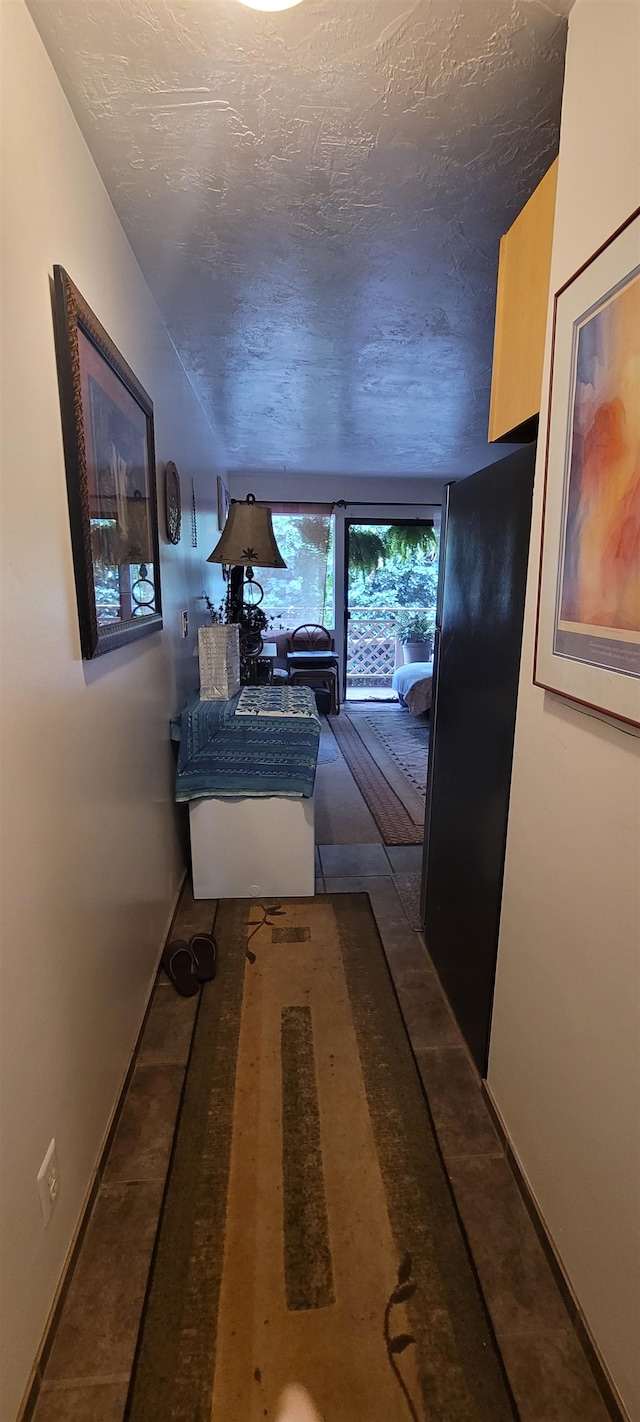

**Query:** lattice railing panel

left=347, top=607, right=432, bottom=682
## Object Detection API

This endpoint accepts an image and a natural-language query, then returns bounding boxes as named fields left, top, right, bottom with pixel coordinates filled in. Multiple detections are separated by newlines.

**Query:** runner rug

left=328, top=713, right=426, bottom=844
left=355, top=707, right=430, bottom=798
left=126, top=894, right=513, bottom=1422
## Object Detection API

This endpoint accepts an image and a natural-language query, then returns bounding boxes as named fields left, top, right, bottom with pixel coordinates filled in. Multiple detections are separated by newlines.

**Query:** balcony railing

left=347, top=606, right=434, bottom=685
left=258, top=604, right=434, bottom=686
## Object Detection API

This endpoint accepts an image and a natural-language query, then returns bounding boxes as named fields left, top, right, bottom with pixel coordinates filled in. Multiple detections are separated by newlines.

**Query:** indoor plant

left=398, top=610, right=435, bottom=663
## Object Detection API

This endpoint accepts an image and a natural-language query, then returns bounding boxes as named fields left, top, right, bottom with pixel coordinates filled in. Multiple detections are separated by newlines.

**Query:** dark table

left=286, top=650, right=338, bottom=665
left=286, top=649, right=340, bottom=712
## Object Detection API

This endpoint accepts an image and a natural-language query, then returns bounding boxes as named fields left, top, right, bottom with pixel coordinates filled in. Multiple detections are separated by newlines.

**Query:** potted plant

left=398, top=610, right=435, bottom=664
left=348, top=527, right=387, bottom=578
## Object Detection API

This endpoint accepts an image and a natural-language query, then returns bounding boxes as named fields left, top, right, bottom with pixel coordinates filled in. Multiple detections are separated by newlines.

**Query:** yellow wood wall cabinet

left=489, top=159, right=558, bottom=441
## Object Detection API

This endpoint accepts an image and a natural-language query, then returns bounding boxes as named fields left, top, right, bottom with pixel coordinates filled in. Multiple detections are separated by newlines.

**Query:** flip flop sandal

left=161, top=940, right=200, bottom=997
left=190, top=933, right=217, bottom=982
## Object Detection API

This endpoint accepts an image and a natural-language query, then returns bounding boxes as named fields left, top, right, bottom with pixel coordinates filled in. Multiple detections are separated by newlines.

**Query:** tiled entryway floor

left=345, top=685, right=400, bottom=701
left=30, top=865, right=613, bottom=1422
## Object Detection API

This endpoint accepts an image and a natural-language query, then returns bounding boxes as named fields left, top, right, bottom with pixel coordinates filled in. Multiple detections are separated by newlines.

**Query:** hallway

left=28, top=828, right=611, bottom=1421
left=2, top=2, right=638, bottom=1419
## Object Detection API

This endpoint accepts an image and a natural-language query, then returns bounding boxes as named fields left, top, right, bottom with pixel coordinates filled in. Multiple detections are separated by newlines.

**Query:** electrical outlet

left=180, top=610, right=189, bottom=638
left=37, top=1139, right=60, bottom=1228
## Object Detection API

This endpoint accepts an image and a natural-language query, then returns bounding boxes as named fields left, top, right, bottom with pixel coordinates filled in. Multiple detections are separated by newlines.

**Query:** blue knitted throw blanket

left=172, top=685, right=321, bottom=802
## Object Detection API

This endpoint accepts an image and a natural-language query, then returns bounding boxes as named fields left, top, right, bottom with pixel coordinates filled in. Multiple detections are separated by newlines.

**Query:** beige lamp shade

left=206, top=493, right=286, bottom=568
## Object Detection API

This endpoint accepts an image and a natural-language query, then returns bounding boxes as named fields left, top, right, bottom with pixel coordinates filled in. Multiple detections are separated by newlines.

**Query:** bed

left=391, top=660, right=434, bottom=717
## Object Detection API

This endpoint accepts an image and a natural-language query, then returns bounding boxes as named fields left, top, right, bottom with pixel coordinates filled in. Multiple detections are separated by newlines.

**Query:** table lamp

left=206, top=493, right=286, bottom=670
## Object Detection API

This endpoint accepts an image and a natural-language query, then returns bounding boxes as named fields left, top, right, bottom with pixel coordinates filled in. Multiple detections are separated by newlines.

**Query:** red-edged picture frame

left=534, top=209, right=640, bottom=726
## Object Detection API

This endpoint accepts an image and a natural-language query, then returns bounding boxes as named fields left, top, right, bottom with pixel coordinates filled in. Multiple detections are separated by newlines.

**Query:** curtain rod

left=233, top=497, right=439, bottom=514
left=334, top=502, right=437, bottom=513
left=234, top=498, right=439, bottom=508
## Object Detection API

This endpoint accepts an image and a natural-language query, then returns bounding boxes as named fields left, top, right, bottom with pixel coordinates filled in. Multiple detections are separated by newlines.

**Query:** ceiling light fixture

left=235, top=0, right=303, bottom=10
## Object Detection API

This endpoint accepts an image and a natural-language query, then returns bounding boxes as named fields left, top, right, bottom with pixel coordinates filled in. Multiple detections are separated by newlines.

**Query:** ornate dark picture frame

left=53, top=266, right=163, bottom=658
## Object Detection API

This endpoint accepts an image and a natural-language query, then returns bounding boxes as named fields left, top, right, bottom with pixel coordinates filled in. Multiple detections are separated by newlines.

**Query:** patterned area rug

left=328, top=710, right=429, bottom=845
left=126, top=895, right=514, bottom=1422
left=359, top=710, right=430, bottom=796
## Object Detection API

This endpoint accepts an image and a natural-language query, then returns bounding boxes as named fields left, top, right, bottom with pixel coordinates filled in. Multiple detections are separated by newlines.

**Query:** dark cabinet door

left=422, top=445, right=535, bottom=1074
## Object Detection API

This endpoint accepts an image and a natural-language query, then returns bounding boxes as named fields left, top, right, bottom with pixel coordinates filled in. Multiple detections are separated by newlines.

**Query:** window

left=257, top=506, right=334, bottom=630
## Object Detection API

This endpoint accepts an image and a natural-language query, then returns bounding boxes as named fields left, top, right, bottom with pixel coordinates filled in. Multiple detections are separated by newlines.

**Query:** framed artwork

left=217, top=474, right=230, bottom=532
left=53, top=266, right=162, bottom=658
left=534, top=209, right=640, bottom=726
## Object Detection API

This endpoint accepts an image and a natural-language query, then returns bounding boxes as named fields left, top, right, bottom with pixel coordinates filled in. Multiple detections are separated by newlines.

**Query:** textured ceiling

left=28, top=0, right=571, bottom=479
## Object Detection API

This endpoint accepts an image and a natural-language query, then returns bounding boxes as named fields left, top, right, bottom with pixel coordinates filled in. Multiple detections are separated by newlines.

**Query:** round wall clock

left=165, top=461, right=182, bottom=544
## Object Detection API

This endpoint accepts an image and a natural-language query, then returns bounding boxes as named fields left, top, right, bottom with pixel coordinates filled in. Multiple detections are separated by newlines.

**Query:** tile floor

left=29, top=866, right=613, bottom=1422
left=345, top=686, right=399, bottom=701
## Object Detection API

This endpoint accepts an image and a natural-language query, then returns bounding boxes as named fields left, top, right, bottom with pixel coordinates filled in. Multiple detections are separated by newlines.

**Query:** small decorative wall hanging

left=190, top=474, right=197, bottom=546
left=534, top=208, right=639, bottom=726
left=191, top=478, right=198, bottom=547
left=217, top=474, right=230, bottom=531
left=165, top=461, right=181, bottom=544
left=52, top=266, right=162, bottom=658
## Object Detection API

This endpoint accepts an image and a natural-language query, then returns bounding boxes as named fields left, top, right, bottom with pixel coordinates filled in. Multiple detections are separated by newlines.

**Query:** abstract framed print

left=534, top=209, right=640, bottom=726
left=53, top=266, right=163, bottom=658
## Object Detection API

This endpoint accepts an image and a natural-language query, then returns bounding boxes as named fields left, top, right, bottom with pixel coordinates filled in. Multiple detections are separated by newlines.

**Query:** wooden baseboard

left=17, top=873, right=186, bottom=1422
left=481, top=1081, right=631, bottom=1422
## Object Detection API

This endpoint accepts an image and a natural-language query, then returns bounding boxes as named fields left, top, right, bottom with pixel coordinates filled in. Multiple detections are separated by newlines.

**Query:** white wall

left=0, top=3, right=225, bottom=1416
left=488, top=3, right=640, bottom=1417
left=230, top=470, right=447, bottom=506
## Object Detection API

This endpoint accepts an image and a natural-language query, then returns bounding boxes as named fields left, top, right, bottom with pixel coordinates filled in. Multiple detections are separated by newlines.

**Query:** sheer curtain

left=256, top=504, right=334, bottom=630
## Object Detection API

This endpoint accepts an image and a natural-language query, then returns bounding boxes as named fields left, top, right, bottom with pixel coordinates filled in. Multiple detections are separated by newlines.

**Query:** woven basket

left=198, top=624, right=240, bottom=701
